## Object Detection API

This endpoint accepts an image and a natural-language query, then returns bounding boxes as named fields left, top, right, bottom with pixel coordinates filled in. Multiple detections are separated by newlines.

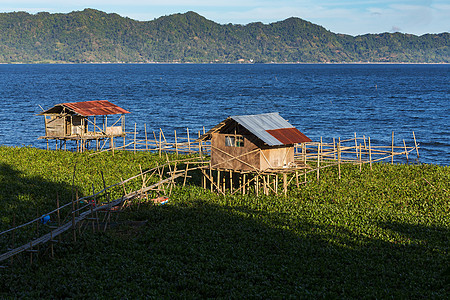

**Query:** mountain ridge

left=0, top=9, right=448, bottom=63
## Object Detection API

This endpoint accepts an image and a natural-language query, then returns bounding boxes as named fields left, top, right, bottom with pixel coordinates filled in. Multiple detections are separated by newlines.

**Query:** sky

left=1, top=0, right=449, bottom=36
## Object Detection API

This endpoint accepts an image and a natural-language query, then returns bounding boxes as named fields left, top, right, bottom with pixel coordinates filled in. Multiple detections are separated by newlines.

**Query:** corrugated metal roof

left=198, top=112, right=311, bottom=146
left=39, top=100, right=130, bottom=116
left=61, top=100, right=130, bottom=116
left=266, top=128, right=312, bottom=144
left=231, top=112, right=307, bottom=146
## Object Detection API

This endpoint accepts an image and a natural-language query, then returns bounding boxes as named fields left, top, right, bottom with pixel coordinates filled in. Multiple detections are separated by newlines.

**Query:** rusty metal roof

left=200, top=112, right=311, bottom=146
left=266, top=128, right=312, bottom=144
left=39, top=100, right=130, bottom=116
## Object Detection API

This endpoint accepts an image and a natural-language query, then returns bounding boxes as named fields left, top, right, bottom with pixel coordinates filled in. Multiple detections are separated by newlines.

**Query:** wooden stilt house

left=38, top=100, right=130, bottom=150
left=199, top=112, right=312, bottom=172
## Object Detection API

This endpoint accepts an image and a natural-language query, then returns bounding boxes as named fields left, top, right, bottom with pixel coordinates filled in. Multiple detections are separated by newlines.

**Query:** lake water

left=0, top=64, right=448, bottom=165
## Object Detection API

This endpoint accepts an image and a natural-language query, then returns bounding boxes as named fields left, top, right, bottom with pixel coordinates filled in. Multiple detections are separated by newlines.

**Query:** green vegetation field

left=0, top=146, right=449, bottom=298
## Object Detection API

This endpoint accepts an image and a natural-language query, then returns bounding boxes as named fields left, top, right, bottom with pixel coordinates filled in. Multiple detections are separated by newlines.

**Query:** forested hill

left=0, top=9, right=448, bottom=63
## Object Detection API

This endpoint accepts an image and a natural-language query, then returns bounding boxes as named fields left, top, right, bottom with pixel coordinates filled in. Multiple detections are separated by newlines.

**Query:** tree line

left=0, top=9, right=448, bottom=63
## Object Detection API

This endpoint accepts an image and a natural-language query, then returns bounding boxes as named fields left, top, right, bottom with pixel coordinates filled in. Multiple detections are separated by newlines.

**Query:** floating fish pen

left=38, top=100, right=130, bottom=152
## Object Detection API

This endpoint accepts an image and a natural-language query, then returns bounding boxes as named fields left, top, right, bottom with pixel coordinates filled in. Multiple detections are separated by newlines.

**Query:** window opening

left=225, top=135, right=244, bottom=147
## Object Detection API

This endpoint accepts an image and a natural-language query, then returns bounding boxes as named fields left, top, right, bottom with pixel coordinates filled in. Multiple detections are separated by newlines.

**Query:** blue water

left=0, top=64, right=448, bottom=165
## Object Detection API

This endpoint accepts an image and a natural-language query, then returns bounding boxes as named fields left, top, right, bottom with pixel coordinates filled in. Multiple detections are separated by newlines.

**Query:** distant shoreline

left=1, top=61, right=449, bottom=65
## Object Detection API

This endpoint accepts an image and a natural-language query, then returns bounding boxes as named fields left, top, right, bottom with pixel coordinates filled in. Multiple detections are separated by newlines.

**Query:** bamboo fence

left=0, top=156, right=205, bottom=266
left=1, top=129, right=420, bottom=266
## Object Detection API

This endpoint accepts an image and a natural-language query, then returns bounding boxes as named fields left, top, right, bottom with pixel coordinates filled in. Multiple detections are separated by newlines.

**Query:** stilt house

left=200, top=112, right=312, bottom=171
left=38, top=100, right=130, bottom=149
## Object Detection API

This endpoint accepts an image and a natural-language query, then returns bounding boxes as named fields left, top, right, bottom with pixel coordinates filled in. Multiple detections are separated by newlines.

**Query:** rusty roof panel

left=60, top=100, right=130, bottom=116
left=266, top=128, right=312, bottom=145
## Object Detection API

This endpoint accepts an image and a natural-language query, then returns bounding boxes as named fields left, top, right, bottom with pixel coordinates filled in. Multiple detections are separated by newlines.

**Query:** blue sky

left=1, top=0, right=449, bottom=36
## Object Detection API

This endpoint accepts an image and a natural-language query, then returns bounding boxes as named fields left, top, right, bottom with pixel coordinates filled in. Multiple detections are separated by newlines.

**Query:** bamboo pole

left=403, top=139, right=409, bottom=162
left=229, top=170, right=233, bottom=194
left=338, top=138, right=341, bottom=179
left=187, top=128, right=191, bottom=153
left=198, top=130, right=203, bottom=161
left=159, top=130, right=162, bottom=157
left=413, top=131, right=419, bottom=159
left=160, top=128, right=167, bottom=144
left=333, top=138, right=336, bottom=160
left=317, top=144, right=320, bottom=181
left=256, top=175, right=259, bottom=196
left=368, top=137, right=372, bottom=170
left=359, top=143, right=362, bottom=172
left=391, top=131, right=394, bottom=164
left=200, top=169, right=206, bottom=190
left=202, top=169, right=207, bottom=190
left=275, top=174, right=278, bottom=195
left=183, top=162, right=190, bottom=187
left=354, top=132, right=358, bottom=160
left=222, top=171, right=226, bottom=193
left=174, top=130, right=178, bottom=156
left=217, top=170, right=221, bottom=194
left=263, top=175, right=268, bottom=195
left=134, top=123, right=137, bottom=154
left=111, top=136, right=114, bottom=156
left=202, top=169, right=225, bottom=196
left=209, top=166, right=213, bottom=192
left=145, top=124, right=148, bottom=151
left=151, top=131, right=157, bottom=152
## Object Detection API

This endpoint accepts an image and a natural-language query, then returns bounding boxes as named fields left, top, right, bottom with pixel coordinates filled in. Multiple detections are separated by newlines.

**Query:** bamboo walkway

left=0, top=162, right=191, bottom=264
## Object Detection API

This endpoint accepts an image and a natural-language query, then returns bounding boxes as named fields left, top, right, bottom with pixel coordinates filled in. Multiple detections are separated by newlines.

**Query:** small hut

left=38, top=100, right=130, bottom=150
left=200, top=112, right=312, bottom=172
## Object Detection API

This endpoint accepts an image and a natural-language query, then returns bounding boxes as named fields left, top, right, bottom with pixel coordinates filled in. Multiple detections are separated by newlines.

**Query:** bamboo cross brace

left=262, top=175, right=277, bottom=194
left=210, top=146, right=262, bottom=175
left=286, top=173, right=297, bottom=187
left=230, top=174, right=258, bottom=195
left=403, top=139, right=409, bottom=162
left=201, top=169, right=226, bottom=196
left=413, top=131, right=419, bottom=158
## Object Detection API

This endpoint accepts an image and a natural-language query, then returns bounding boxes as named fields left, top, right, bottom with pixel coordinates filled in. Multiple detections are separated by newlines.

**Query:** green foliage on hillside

left=0, top=9, right=448, bottom=63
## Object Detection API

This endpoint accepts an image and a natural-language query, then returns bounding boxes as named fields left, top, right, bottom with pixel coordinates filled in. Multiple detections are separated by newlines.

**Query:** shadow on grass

left=0, top=163, right=76, bottom=246
left=1, top=195, right=448, bottom=298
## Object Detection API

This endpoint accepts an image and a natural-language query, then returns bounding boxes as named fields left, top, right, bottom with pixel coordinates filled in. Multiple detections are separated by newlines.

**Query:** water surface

left=0, top=64, right=448, bottom=165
